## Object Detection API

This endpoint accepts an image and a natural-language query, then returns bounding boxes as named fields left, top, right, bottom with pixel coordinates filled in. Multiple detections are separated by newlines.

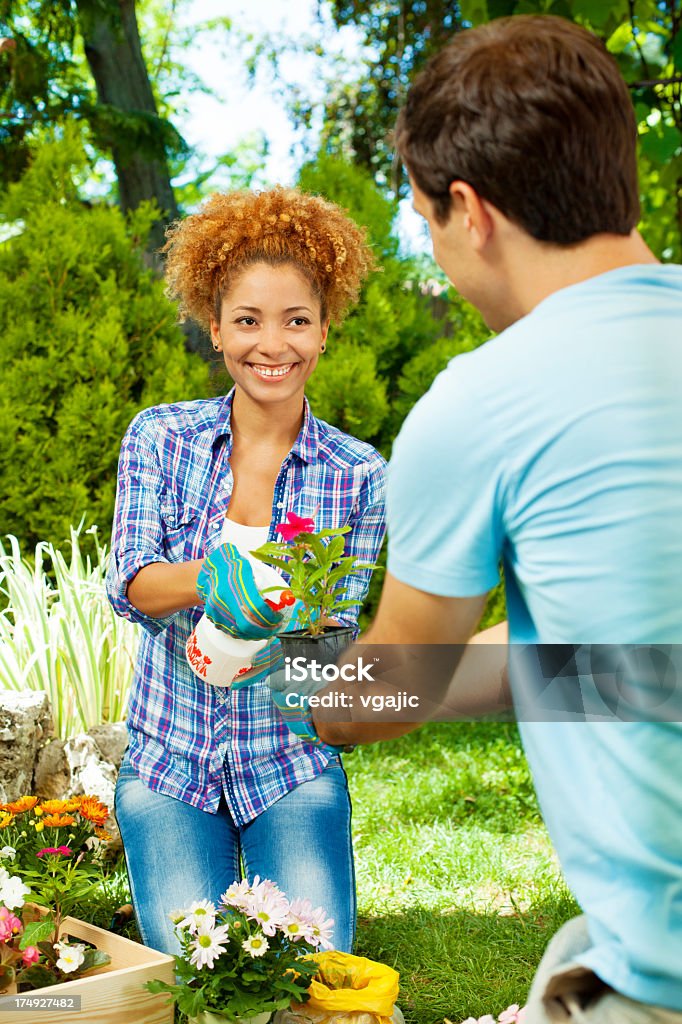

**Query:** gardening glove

left=229, top=599, right=307, bottom=690
left=268, top=662, right=347, bottom=755
left=196, top=542, right=284, bottom=640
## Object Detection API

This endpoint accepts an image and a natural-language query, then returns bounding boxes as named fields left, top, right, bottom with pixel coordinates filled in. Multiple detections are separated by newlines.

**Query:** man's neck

left=495, top=230, right=659, bottom=331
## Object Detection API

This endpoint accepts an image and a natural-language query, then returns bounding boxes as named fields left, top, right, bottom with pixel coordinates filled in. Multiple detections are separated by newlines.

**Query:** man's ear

left=449, top=180, right=494, bottom=251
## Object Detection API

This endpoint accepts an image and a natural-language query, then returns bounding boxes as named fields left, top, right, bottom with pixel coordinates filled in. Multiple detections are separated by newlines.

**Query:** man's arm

left=313, top=573, right=510, bottom=746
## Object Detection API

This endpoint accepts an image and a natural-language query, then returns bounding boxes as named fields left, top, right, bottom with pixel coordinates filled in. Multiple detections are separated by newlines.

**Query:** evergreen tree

left=0, top=131, right=208, bottom=549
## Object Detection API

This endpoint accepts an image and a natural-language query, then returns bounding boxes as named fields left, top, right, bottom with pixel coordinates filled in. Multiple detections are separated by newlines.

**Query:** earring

left=213, top=343, right=220, bottom=351
left=320, top=343, right=326, bottom=353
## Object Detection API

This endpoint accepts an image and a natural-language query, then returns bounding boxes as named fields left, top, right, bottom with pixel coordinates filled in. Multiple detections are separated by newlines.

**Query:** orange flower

left=2, top=796, right=38, bottom=814
left=36, top=799, right=77, bottom=816
left=77, top=796, right=109, bottom=827
left=94, top=828, right=113, bottom=842
left=41, top=814, right=76, bottom=828
left=0, top=812, right=15, bottom=829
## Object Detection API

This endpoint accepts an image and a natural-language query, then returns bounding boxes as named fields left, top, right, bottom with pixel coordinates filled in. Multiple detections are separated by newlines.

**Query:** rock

left=34, top=729, right=126, bottom=853
left=33, top=739, right=69, bottom=801
left=0, top=691, right=53, bottom=802
left=87, top=722, right=128, bottom=770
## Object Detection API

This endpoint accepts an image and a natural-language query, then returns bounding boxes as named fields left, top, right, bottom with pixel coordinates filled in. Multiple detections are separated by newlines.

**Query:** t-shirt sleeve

left=387, top=356, right=505, bottom=597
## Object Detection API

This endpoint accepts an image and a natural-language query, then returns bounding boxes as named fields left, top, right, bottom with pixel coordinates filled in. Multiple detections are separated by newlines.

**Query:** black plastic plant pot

left=277, top=625, right=354, bottom=667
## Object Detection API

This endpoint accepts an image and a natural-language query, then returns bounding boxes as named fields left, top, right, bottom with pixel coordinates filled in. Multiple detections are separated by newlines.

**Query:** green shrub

left=0, top=131, right=209, bottom=550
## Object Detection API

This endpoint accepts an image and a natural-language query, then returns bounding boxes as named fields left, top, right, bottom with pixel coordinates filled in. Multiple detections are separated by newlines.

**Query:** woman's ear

left=209, top=318, right=222, bottom=352
left=320, top=319, right=330, bottom=352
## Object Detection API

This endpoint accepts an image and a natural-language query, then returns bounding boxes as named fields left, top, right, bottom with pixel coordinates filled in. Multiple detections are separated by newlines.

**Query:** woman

left=106, top=187, right=386, bottom=956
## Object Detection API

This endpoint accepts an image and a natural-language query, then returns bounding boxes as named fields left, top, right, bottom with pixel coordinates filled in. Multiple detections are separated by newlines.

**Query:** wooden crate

left=0, top=913, right=175, bottom=1024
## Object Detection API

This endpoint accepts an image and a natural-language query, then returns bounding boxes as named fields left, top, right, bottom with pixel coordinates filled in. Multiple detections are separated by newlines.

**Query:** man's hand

left=268, top=665, right=346, bottom=754
left=196, top=543, right=284, bottom=639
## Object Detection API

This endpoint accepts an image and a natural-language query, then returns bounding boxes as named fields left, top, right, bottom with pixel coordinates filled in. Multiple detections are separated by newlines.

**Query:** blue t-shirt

left=387, top=264, right=682, bottom=1010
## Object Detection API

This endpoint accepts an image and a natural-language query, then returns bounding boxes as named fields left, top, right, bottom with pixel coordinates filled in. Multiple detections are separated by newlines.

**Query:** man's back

left=388, top=261, right=682, bottom=1008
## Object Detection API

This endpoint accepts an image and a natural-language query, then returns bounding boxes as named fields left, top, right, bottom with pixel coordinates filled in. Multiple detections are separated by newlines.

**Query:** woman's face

left=210, top=262, right=329, bottom=408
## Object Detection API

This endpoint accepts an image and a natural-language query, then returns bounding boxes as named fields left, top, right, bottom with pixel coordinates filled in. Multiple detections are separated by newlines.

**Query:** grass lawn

left=83, top=722, right=577, bottom=1024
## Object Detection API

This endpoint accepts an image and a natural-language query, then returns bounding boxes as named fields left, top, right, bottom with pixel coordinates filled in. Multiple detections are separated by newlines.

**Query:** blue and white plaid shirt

left=106, top=390, right=386, bottom=824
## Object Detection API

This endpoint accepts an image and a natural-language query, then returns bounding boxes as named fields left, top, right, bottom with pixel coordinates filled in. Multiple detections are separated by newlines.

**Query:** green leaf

left=326, top=536, right=346, bottom=562
left=329, top=599, right=358, bottom=611
left=460, top=0, right=488, bottom=24
left=570, top=0, right=627, bottom=26
left=78, top=948, right=111, bottom=974
left=315, top=527, right=350, bottom=539
left=487, top=0, right=516, bottom=16
left=19, top=916, right=56, bottom=950
left=0, top=964, right=15, bottom=990
left=640, top=123, right=682, bottom=165
left=15, top=963, right=60, bottom=989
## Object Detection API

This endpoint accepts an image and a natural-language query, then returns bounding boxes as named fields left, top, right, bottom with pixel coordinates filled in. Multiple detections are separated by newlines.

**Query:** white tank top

left=220, top=517, right=269, bottom=554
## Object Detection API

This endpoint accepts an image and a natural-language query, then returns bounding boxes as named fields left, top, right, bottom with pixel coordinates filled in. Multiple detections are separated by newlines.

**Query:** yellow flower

left=94, top=828, right=112, bottom=842
left=2, top=796, right=38, bottom=814
left=0, top=812, right=15, bottom=829
left=35, top=822, right=45, bottom=833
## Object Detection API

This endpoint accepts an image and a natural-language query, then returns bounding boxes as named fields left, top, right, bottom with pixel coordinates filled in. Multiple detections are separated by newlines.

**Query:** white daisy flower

left=189, top=923, right=230, bottom=969
left=242, top=932, right=270, bottom=958
left=178, top=899, right=217, bottom=934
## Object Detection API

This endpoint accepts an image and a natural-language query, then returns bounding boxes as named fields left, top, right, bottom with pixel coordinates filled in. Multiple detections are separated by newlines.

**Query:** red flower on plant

left=22, top=946, right=40, bottom=966
left=276, top=512, right=315, bottom=542
left=36, top=846, right=72, bottom=858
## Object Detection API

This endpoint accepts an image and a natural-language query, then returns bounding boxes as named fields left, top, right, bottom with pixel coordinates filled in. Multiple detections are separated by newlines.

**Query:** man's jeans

left=114, top=753, right=355, bottom=955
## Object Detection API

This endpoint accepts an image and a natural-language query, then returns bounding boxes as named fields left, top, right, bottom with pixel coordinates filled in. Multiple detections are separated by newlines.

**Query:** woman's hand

left=196, top=543, right=284, bottom=639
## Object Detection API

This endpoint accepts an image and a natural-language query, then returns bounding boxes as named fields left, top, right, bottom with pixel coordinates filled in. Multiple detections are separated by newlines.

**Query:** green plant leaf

left=0, top=963, right=15, bottom=990
left=15, top=963, right=60, bottom=988
left=640, top=123, right=682, bottom=165
left=326, top=536, right=346, bottom=562
left=78, top=948, right=112, bottom=974
left=315, top=526, right=350, bottom=538
left=19, top=916, right=56, bottom=950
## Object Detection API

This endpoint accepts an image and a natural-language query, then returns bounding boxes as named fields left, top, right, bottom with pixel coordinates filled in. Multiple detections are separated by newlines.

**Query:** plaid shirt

left=106, top=390, right=386, bottom=825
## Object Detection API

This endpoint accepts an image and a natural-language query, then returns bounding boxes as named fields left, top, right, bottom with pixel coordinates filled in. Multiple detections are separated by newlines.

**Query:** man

left=286, top=15, right=682, bottom=1024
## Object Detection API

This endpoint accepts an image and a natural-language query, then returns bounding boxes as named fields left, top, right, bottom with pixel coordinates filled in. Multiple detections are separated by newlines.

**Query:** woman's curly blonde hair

left=162, top=186, right=377, bottom=328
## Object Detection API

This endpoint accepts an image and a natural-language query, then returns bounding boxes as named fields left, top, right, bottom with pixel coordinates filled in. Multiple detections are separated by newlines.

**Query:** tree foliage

left=320, top=0, right=682, bottom=258
left=0, top=0, right=188, bottom=250
left=0, top=130, right=209, bottom=549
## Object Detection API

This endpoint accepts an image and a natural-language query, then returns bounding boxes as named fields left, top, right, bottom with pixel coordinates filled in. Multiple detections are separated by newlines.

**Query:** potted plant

left=250, top=511, right=376, bottom=666
left=0, top=795, right=174, bottom=1023
left=147, top=875, right=333, bottom=1024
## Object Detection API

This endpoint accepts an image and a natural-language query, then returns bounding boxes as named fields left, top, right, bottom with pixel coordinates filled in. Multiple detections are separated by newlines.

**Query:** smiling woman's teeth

left=251, top=364, right=294, bottom=378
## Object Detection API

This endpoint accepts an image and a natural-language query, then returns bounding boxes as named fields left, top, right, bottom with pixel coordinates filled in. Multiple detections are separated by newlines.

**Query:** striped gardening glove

left=268, top=661, right=346, bottom=755
left=196, top=542, right=284, bottom=640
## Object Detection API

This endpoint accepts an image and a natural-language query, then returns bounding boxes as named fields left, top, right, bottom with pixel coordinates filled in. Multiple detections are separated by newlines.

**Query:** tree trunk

left=77, top=0, right=179, bottom=255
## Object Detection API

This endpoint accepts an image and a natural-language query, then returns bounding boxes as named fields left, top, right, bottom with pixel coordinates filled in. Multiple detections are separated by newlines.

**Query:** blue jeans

left=114, top=753, right=355, bottom=956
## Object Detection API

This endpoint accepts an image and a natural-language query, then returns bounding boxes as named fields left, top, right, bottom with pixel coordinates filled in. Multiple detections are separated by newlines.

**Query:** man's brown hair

left=395, top=15, right=640, bottom=243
